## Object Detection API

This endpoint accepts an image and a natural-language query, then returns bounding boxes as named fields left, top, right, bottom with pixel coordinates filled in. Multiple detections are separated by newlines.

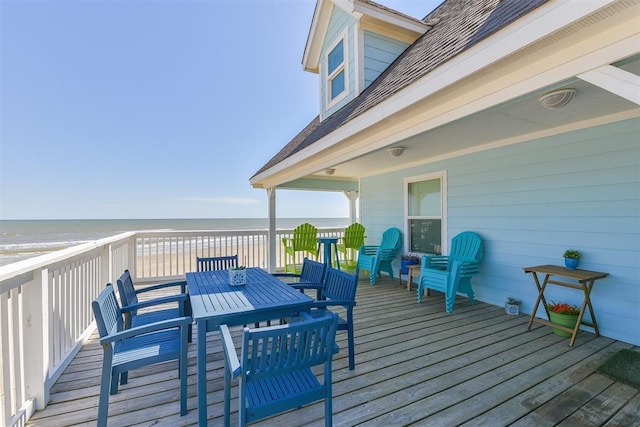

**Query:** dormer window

left=326, top=31, right=348, bottom=106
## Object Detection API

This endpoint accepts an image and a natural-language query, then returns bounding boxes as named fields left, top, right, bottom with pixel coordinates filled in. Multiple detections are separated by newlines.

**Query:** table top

left=317, top=236, right=339, bottom=243
left=186, top=267, right=313, bottom=325
left=523, top=264, right=609, bottom=281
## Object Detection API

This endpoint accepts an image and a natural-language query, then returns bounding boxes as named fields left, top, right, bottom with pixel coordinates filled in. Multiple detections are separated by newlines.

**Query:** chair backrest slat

left=380, top=227, right=402, bottom=252
left=300, top=258, right=326, bottom=283
left=242, top=313, right=338, bottom=381
left=92, top=284, right=124, bottom=339
left=197, top=255, right=239, bottom=272
left=116, top=270, right=139, bottom=308
left=292, top=223, right=318, bottom=253
left=342, top=223, right=366, bottom=250
left=449, top=232, right=483, bottom=262
left=322, top=267, right=358, bottom=303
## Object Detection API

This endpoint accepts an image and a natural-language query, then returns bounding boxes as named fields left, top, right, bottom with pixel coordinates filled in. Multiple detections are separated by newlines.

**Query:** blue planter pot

left=400, top=259, right=419, bottom=274
left=564, top=257, right=579, bottom=270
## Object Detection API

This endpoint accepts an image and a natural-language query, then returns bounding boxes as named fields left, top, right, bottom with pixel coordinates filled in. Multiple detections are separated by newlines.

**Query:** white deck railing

left=0, top=226, right=345, bottom=427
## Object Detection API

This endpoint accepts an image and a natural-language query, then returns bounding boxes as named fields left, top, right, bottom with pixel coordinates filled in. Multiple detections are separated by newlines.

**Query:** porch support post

left=267, top=187, right=277, bottom=273
left=344, top=190, right=359, bottom=223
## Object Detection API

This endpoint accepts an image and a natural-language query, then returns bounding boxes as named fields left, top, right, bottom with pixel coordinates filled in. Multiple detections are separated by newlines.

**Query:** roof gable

left=254, top=0, right=550, bottom=180
left=302, top=0, right=429, bottom=73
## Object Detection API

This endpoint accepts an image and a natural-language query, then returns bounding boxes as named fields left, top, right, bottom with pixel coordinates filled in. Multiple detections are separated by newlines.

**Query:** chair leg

left=347, top=319, right=355, bottom=371
left=180, top=326, right=188, bottom=416
left=97, top=355, right=113, bottom=427
left=224, top=355, right=232, bottom=426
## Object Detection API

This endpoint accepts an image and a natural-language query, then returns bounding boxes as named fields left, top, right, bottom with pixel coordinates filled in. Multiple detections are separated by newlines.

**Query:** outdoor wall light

left=539, top=88, right=576, bottom=109
left=323, top=168, right=336, bottom=176
left=387, top=146, right=406, bottom=157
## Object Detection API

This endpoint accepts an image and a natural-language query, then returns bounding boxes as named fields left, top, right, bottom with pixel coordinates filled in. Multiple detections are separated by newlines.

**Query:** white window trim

left=404, top=171, right=448, bottom=256
left=325, top=29, right=349, bottom=110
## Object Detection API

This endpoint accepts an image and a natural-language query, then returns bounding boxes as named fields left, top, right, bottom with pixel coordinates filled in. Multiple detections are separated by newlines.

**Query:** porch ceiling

left=258, top=0, right=640, bottom=191
left=320, top=69, right=639, bottom=180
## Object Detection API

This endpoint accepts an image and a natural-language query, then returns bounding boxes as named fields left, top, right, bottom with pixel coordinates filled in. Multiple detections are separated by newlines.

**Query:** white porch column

left=343, top=190, right=359, bottom=223
left=267, top=188, right=277, bottom=273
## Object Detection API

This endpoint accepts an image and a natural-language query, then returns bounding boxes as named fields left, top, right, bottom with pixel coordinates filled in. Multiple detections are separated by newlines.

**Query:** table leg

left=197, top=321, right=207, bottom=427
left=527, top=273, right=550, bottom=331
left=582, top=279, right=600, bottom=336
left=332, top=242, right=340, bottom=270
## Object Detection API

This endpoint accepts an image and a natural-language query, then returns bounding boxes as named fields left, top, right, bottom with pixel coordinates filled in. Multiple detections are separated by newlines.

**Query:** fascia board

left=255, top=0, right=627, bottom=188
left=302, top=0, right=332, bottom=73
left=353, top=0, right=430, bottom=34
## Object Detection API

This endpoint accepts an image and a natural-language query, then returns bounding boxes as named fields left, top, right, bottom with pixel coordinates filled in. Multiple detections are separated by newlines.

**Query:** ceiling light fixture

left=323, top=168, right=336, bottom=176
left=387, top=146, right=405, bottom=157
left=539, top=88, right=576, bottom=109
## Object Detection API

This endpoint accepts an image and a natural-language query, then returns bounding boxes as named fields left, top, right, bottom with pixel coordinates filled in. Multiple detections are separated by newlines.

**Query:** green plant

left=563, top=249, right=581, bottom=259
left=506, top=297, right=521, bottom=305
left=230, top=266, right=246, bottom=270
left=546, top=301, right=580, bottom=315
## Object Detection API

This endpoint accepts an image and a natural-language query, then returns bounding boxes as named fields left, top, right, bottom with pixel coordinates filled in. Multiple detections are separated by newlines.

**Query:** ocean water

left=0, top=218, right=350, bottom=267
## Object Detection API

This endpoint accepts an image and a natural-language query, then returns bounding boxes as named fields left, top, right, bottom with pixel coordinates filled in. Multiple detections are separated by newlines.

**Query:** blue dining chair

left=356, top=227, right=402, bottom=285
left=116, top=270, right=192, bottom=341
left=92, top=284, right=190, bottom=426
left=221, top=312, right=339, bottom=427
left=196, top=254, right=238, bottom=271
left=417, top=231, right=484, bottom=313
left=288, top=267, right=359, bottom=370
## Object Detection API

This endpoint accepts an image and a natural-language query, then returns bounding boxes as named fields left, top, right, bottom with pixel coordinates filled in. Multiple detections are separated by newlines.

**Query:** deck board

left=27, top=276, right=639, bottom=426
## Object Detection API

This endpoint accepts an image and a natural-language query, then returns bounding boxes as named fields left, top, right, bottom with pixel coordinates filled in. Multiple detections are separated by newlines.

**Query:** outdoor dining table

left=186, top=267, right=314, bottom=427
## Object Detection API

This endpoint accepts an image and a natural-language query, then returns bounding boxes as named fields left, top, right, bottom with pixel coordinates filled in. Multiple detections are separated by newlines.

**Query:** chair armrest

left=271, top=273, right=301, bottom=283
left=220, top=325, right=242, bottom=379
left=290, top=282, right=324, bottom=291
left=422, top=255, right=449, bottom=270
left=136, top=280, right=187, bottom=294
left=100, top=316, right=191, bottom=345
left=290, top=282, right=325, bottom=300
left=120, top=293, right=188, bottom=313
left=377, top=248, right=396, bottom=259
left=359, top=245, right=379, bottom=256
left=311, top=299, right=356, bottom=310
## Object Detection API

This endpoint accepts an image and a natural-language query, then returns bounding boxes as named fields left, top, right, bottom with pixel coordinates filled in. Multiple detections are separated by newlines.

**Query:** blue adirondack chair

left=92, top=284, right=190, bottom=426
left=289, top=267, right=359, bottom=370
left=356, top=227, right=402, bottom=285
left=417, top=231, right=484, bottom=313
left=221, top=312, right=339, bottom=427
left=196, top=254, right=238, bottom=271
left=116, top=270, right=192, bottom=341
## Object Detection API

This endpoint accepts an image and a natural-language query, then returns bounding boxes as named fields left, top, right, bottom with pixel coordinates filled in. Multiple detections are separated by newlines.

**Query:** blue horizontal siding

left=363, top=31, right=409, bottom=88
left=361, top=118, right=640, bottom=345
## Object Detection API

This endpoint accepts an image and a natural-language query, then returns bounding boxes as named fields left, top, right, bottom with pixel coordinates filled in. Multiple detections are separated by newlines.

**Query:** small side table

left=523, top=264, right=608, bottom=346
left=406, top=264, right=423, bottom=292
left=317, top=236, right=340, bottom=269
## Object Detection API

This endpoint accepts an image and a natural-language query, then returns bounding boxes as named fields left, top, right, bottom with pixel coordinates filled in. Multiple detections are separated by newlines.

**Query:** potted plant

left=228, top=266, right=247, bottom=286
left=563, top=249, right=581, bottom=270
left=546, top=301, right=580, bottom=336
left=505, top=297, right=521, bottom=315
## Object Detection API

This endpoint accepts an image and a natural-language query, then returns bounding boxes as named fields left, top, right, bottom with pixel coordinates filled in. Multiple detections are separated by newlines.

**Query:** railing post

left=21, top=268, right=49, bottom=410
left=128, top=234, right=137, bottom=279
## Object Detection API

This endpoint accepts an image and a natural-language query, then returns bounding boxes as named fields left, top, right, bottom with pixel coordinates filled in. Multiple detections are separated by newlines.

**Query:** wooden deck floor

left=28, top=276, right=640, bottom=427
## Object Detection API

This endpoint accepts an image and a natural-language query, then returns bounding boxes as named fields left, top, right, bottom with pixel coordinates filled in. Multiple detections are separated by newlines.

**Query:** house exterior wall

left=363, top=30, right=409, bottom=88
left=321, top=6, right=357, bottom=119
left=360, top=118, right=640, bottom=345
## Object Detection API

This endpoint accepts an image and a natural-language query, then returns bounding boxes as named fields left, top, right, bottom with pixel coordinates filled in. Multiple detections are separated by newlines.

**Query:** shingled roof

left=252, top=0, right=549, bottom=179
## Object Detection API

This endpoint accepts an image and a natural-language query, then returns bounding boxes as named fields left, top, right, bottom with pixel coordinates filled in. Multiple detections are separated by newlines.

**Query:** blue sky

left=1, top=0, right=439, bottom=220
